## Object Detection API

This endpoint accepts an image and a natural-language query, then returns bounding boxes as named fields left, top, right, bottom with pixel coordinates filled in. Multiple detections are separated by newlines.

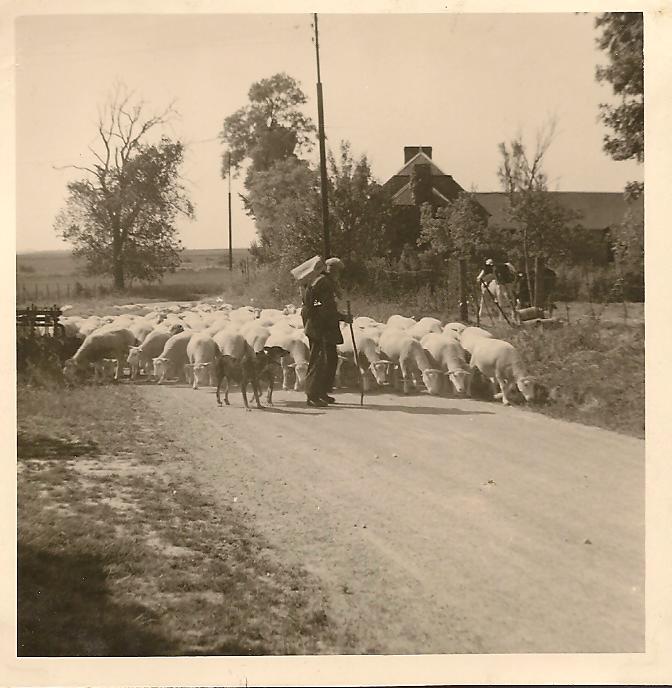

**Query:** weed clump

left=506, top=319, right=644, bottom=437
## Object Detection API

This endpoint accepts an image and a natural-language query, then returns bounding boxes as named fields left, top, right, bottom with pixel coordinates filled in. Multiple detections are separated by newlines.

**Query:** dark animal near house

left=514, top=268, right=557, bottom=309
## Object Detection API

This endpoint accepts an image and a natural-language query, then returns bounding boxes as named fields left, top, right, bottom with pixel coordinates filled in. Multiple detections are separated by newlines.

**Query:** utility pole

left=313, top=13, right=331, bottom=257
left=227, top=151, right=233, bottom=271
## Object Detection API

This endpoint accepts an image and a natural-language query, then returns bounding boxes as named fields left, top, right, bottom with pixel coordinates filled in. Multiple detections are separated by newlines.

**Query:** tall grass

left=486, top=317, right=645, bottom=437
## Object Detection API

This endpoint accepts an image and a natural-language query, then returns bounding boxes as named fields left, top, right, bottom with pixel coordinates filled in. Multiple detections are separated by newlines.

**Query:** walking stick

left=346, top=300, right=364, bottom=406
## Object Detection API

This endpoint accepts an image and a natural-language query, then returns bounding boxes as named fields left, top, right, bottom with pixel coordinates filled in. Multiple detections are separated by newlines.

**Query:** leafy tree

left=410, top=163, right=433, bottom=207
left=595, top=12, right=644, bottom=163
left=418, top=193, right=490, bottom=262
left=498, top=123, right=582, bottom=296
left=219, top=73, right=316, bottom=183
left=243, top=140, right=397, bottom=287
left=611, top=184, right=644, bottom=300
left=54, top=87, right=194, bottom=289
left=327, top=141, right=393, bottom=273
left=242, top=156, right=322, bottom=270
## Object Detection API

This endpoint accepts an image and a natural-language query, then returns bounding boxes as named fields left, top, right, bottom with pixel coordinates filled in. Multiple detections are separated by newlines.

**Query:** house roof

left=395, top=151, right=446, bottom=177
left=382, top=150, right=457, bottom=201
left=383, top=150, right=469, bottom=207
left=390, top=176, right=467, bottom=205
left=474, top=191, right=644, bottom=230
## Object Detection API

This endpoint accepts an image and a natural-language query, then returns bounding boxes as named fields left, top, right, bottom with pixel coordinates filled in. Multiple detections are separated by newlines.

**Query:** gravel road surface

left=139, top=385, right=644, bottom=654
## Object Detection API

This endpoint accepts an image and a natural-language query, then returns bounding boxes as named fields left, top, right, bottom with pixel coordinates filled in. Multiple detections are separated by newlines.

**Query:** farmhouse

left=382, top=146, right=644, bottom=264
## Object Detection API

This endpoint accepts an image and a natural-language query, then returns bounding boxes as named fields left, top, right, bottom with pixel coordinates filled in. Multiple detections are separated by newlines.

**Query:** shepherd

left=292, top=255, right=353, bottom=408
left=476, top=257, right=517, bottom=323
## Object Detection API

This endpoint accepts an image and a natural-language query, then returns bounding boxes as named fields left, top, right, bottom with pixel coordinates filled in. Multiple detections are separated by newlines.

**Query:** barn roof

left=473, top=192, right=643, bottom=230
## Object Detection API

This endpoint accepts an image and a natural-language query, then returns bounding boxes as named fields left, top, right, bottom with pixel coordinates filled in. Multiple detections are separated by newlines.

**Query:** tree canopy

left=497, top=124, right=582, bottom=274
left=595, top=12, right=644, bottom=163
left=219, top=73, right=316, bottom=182
left=242, top=140, right=395, bottom=284
left=418, top=193, right=490, bottom=263
left=54, top=88, right=194, bottom=289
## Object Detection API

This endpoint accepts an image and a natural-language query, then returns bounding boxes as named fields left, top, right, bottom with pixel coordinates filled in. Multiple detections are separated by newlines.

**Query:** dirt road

left=139, top=384, right=644, bottom=654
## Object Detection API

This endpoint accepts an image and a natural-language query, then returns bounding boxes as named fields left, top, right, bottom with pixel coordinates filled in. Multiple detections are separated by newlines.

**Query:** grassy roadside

left=17, top=384, right=360, bottom=656
left=491, top=317, right=645, bottom=438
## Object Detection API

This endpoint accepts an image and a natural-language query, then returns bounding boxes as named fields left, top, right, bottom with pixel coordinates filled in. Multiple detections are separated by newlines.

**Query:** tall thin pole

left=313, top=13, right=330, bottom=258
left=227, top=152, right=233, bottom=271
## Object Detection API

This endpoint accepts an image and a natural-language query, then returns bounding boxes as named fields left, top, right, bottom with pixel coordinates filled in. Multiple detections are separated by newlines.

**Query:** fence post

left=533, top=256, right=544, bottom=310
left=458, top=258, right=469, bottom=323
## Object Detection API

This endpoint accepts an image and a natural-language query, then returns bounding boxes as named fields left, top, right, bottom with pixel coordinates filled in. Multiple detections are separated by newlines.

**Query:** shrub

left=504, top=319, right=644, bottom=437
left=16, top=334, right=82, bottom=388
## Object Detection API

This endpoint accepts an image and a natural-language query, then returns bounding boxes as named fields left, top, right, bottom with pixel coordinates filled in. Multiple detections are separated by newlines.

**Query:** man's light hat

left=290, top=255, right=325, bottom=285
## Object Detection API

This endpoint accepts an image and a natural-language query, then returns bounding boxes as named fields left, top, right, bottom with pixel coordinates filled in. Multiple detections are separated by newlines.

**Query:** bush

left=553, top=264, right=643, bottom=303
left=16, top=334, right=82, bottom=387
left=503, top=319, right=644, bottom=437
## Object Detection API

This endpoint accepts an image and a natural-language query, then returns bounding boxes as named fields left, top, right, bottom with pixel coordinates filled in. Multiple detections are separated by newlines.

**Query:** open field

left=16, top=248, right=252, bottom=304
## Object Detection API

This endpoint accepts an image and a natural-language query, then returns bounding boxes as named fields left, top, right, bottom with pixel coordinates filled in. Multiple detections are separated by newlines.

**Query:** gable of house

left=382, top=147, right=472, bottom=209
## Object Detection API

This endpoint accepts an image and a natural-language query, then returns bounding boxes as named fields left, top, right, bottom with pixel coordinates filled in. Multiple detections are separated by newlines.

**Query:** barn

left=382, top=146, right=644, bottom=265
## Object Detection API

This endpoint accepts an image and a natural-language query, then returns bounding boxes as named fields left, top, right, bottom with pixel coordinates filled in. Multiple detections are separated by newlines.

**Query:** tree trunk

left=523, top=227, right=533, bottom=307
left=458, top=258, right=469, bottom=322
left=112, top=229, right=125, bottom=290
left=534, top=255, right=544, bottom=309
left=113, top=261, right=125, bottom=290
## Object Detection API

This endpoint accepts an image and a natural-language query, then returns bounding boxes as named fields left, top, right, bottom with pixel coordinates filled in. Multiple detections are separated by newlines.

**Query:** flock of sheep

left=60, top=300, right=546, bottom=408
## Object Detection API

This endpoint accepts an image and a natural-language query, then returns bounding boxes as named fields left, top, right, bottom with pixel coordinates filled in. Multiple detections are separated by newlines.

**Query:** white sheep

left=420, top=333, right=472, bottom=395
left=153, top=331, right=194, bottom=384
left=185, top=332, right=218, bottom=390
left=385, top=314, right=416, bottom=330
left=266, top=329, right=310, bottom=391
left=459, top=326, right=494, bottom=355
left=63, top=328, right=136, bottom=383
left=336, top=326, right=393, bottom=390
left=379, top=328, right=443, bottom=395
left=469, top=337, right=538, bottom=405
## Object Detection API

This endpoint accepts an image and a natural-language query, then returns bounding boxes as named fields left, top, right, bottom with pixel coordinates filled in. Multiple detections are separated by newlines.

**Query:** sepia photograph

left=6, top=2, right=667, bottom=685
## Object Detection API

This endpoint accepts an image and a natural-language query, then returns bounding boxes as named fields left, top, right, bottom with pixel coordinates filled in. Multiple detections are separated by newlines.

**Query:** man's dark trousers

left=305, top=337, right=338, bottom=400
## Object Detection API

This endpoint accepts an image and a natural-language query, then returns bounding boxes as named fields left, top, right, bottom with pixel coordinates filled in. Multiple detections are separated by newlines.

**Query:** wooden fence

left=16, top=282, right=113, bottom=302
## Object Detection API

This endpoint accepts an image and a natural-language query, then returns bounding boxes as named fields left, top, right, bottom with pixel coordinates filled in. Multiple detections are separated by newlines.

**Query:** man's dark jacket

left=301, top=274, right=344, bottom=345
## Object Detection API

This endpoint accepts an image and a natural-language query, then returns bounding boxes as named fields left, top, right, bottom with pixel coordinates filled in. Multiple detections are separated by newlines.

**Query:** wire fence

left=16, top=282, right=111, bottom=302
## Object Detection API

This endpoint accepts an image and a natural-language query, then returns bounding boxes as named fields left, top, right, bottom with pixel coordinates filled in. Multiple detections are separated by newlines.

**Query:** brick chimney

left=404, top=146, right=432, bottom=163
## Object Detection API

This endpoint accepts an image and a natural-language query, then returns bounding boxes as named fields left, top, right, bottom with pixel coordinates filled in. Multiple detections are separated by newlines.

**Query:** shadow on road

left=279, top=400, right=494, bottom=416
left=259, top=405, right=326, bottom=416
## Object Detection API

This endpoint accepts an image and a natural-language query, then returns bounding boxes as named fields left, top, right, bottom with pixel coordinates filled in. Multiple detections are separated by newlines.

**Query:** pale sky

left=15, top=12, right=644, bottom=252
